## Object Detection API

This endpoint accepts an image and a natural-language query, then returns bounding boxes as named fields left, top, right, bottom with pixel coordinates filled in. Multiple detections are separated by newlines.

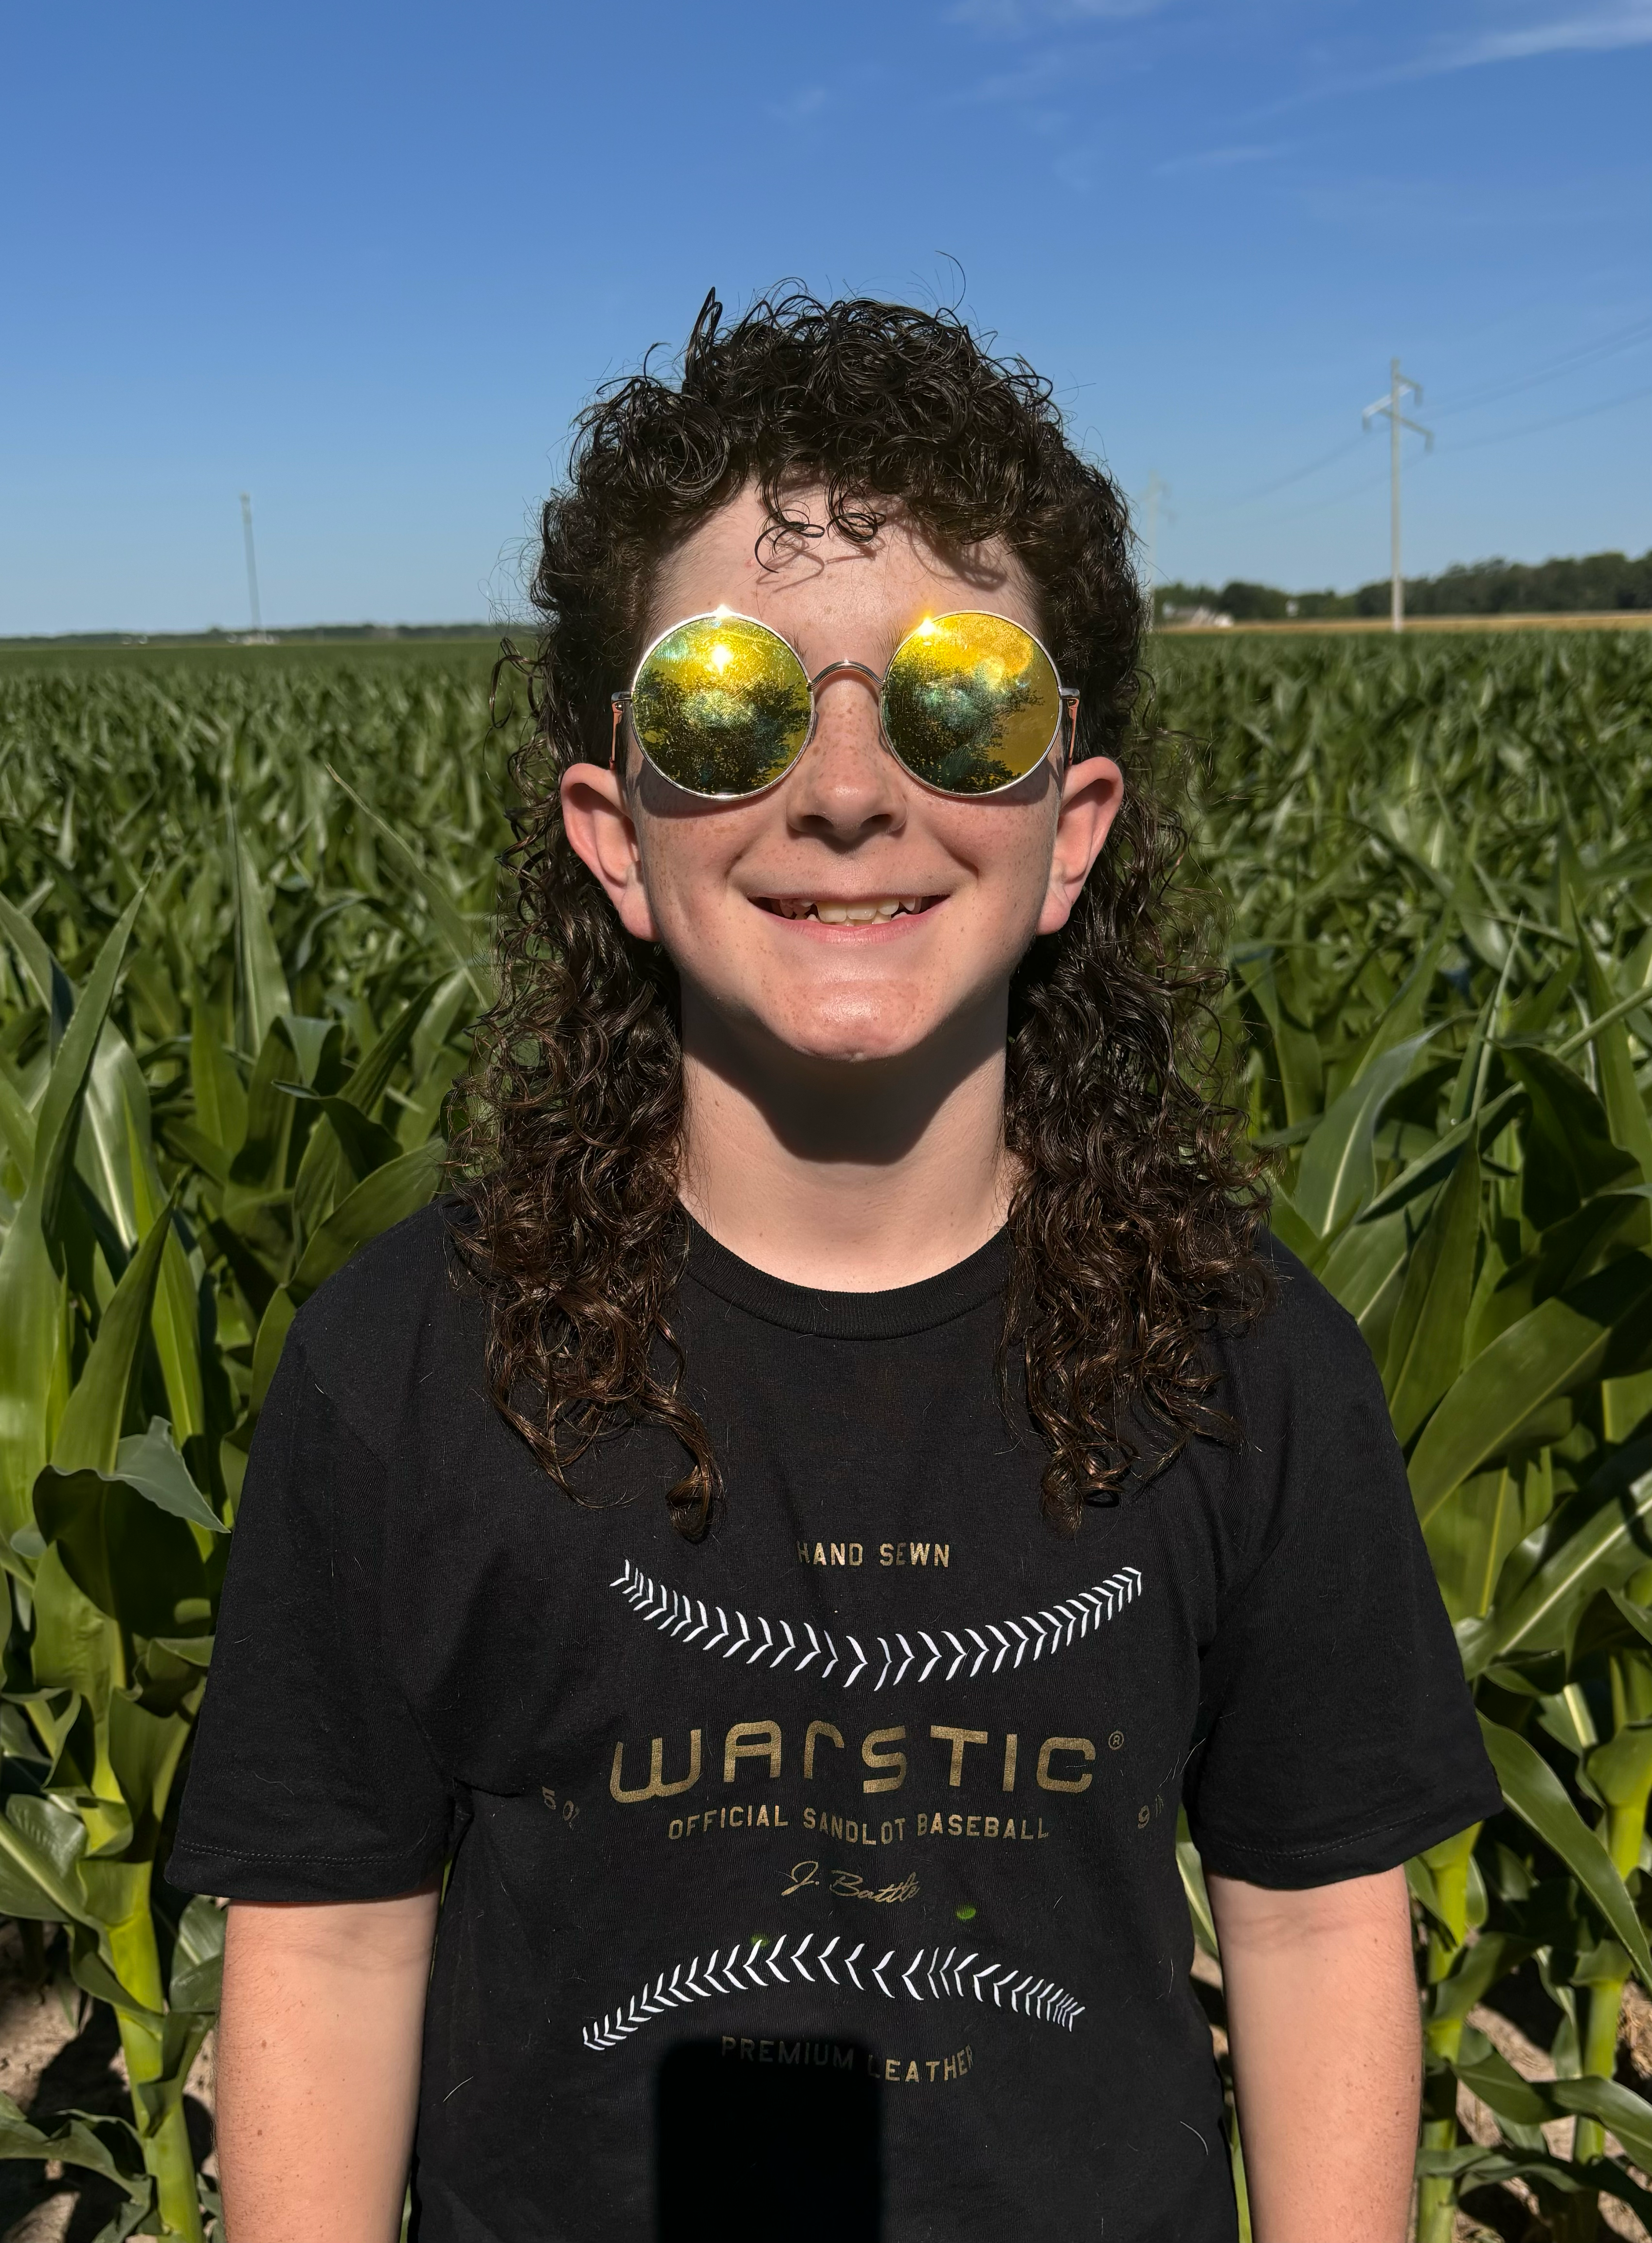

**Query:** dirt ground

left=0, top=1925, right=212, bottom=2243
left=1448, top=1982, right=1652, bottom=2243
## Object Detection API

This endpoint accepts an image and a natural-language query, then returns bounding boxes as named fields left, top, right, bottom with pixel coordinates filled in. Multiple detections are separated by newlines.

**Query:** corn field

left=0, top=629, right=1651, bottom=2239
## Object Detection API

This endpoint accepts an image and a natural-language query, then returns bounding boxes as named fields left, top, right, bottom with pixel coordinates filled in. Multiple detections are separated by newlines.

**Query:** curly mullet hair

left=451, top=287, right=1270, bottom=1540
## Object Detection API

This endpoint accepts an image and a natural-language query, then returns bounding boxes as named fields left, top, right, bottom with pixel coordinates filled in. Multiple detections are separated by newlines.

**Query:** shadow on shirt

left=655, top=2037, right=882, bottom=2240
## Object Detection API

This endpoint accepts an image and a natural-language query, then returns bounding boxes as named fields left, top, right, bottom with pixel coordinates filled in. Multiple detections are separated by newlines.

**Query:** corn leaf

left=289, top=1136, right=445, bottom=1303
left=0, top=1803, right=91, bottom=1926
left=1468, top=1462, right=1652, bottom=1669
left=0, top=2099, right=147, bottom=2203
left=230, top=815, right=292, bottom=1056
left=1294, top=1031, right=1435, bottom=1238
left=1476, top=1714, right=1652, bottom=1992
left=127, top=1102, right=205, bottom=1444
left=0, top=891, right=72, bottom=1049
left=168, top=1894, right=226, bottom=2015
left=1385, top=1143, right=1480, bottom=1443
left=49, top=1202, right=172, bottom=1477
left=35, top=1465, right=211, bottom=1636
left=1504, top=1045, right=1638, bottom=1230
left=1581, top=933, right=1652, bottom=1246
left=1424, top=1465, right=1533, bottom=1626
left=1360, top=1086, right=1522, bottom=1226
left=1547, top=2074, right=1652, bottom=2169
left=108, top=1418, right=222, bottom=1531
left=189, top=992, right=246, bottom=1160
left=0, top=896, right=141, bottom=1543
left=325, top=764, right=494, bottom=1006
left=29, top=892, right=143, bottom=1243
left=1410, top=1256, right=1652, bottom=1521
left=0, top=1064, right=34, bottom=1183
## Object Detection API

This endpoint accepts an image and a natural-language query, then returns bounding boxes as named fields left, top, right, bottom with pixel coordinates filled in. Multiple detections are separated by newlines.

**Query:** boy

left=172, top=290, right=1498, bottom=2242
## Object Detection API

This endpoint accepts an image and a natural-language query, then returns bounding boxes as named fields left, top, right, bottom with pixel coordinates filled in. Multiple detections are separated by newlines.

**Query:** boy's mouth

left=754, top=896, right=939, bottom=924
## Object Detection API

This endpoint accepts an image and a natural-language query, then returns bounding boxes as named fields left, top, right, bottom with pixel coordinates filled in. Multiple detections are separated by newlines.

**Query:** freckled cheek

left=932, top=793, right=1051, bottom=868
left=635, top=829, right=748, bottom=932
left=961, top=825, right=1056, bottom=915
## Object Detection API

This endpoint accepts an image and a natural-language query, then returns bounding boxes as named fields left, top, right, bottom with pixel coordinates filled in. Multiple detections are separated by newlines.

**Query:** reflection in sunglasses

left=622, top=609, right=1067, bottom=801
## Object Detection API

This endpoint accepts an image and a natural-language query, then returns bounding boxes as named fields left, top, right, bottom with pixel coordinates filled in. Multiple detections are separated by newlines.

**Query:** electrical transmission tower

left=239, top=493, right=265, bottom=640
left=1362, top=361, right=1433, bottom=633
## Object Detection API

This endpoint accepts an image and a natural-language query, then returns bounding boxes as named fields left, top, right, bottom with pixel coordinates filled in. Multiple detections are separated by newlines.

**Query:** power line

left=1430, top=317, right=1652, bottom=421
left=1211, top=385, right=1649, bottom=537
left=1265, top=467, right=1392, bottom=524
left=1197, top=315, right=1651, bottom=519
left=1443, top=382, right=1652, bottom=454
left=1209, top=436, right=1365, bottom=511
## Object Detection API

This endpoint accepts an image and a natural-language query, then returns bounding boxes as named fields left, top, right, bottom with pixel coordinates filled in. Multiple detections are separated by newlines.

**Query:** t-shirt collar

left=682, top=1213, right=1009, bottom=1340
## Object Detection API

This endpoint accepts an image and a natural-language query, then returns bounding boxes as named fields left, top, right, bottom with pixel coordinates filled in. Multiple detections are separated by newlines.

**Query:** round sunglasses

left=610, top=608, right=1078, bottom=801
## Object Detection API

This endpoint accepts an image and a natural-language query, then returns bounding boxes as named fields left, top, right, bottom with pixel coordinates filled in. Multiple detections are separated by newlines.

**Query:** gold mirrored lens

left=630, top=614, right=812, bottom=796
left=882, top=612, right=1061, bottom=794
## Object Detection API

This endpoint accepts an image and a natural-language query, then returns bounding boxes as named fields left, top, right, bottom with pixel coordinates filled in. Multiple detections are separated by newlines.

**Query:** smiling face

left=559, top=486, right=1123, bottom=1076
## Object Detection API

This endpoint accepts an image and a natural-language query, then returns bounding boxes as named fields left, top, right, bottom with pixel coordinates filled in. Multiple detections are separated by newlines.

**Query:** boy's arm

left=215, top=1884, right=441, bottom=2243
left=1208, top=1866, right=1419, bottom=2243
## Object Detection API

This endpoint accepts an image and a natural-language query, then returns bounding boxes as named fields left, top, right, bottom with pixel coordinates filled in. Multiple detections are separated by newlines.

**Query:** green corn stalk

left=1416, top=1821, right=1484, bottom=2243
left=2, top=630, right=1652, bottom=2240
left=1572, top=1633, right=1652, bottom=2174
left=1160, top=628, right=1652, bottom=2238
left=0, top=642, right=493, bottom=2233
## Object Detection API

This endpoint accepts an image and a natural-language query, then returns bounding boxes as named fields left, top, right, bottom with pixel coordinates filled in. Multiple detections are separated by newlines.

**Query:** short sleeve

left=1182, top=1297, right=1502, bottom=1889
left=167, top=1331, right=454, bottom=1902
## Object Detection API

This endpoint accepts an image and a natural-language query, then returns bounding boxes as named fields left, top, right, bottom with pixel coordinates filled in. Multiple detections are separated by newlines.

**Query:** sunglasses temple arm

left=610, top=695, right=628, bottom=772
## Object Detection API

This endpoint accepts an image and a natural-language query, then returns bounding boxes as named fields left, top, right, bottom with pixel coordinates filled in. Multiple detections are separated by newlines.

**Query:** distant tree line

left=1156, top=549, right=1652, bottom=623
left=0, top=623, right=505, bottom=650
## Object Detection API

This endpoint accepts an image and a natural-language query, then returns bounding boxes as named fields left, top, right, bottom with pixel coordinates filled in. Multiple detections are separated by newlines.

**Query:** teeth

left=768, top=897, right=930, bottom=921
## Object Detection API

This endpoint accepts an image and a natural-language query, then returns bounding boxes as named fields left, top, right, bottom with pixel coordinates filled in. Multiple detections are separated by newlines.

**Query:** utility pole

left=1362, top=361, right=1432, bottom=632
left=1139, top=472, right=1168, bottom=625
left=239, top=493, right=264, bottom=639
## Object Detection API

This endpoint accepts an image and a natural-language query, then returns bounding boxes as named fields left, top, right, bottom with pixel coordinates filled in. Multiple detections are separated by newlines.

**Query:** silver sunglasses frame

left=609, top=608, right=1080, bottom=801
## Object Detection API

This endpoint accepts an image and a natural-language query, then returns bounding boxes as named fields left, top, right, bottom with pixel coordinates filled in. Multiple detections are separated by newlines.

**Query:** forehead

left=644, top=484, right=1041, bottom=655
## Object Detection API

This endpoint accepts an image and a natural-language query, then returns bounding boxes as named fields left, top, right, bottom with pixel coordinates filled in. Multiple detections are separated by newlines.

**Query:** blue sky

left=2, top=0, right=1648, bottom=633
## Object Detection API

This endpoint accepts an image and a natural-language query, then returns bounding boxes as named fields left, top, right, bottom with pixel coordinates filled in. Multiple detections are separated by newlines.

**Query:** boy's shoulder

left=1204, top=1226, right=1388, bottom=1438
left=1249, top=1228, right=1372, bottom=1356
left=284, top=1196, right=483, bottom=1459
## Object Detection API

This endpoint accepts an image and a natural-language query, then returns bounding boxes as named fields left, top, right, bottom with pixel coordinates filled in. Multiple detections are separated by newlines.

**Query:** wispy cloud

left=1153, top=142, right=1281, bottom=178
left=943, top=47, right=1081, bottom=106
left=1244, top=1, right=1652, bottom=121
left=1434, top=0, right=1652, bottom=66
left=946, top=0, right=1172, bottom=31
left=767, top=85, right=831, bottom=125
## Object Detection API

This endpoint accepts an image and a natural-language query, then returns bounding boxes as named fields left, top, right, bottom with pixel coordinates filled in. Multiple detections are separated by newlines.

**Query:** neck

left=676, top=995, right=1014, bottom=1291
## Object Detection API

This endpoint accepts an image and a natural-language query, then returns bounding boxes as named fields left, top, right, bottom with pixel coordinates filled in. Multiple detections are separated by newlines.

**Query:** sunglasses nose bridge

left=807, top=656, right=883, bottom=693
left=800, top=658, right=892, bottom=774
left=784, top=658, right=907, bottom=825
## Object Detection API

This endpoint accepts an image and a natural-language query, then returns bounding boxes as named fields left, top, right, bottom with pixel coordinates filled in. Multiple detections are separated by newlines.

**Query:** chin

left=761, top=1004, right=934, bottom=1067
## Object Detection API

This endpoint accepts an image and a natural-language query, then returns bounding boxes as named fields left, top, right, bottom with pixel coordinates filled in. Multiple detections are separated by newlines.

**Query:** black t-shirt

left=171, top=1205, right=1497, bottom=2243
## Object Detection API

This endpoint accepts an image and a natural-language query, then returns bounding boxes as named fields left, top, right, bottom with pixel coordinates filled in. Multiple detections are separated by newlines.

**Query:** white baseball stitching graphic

left=608, top=1561, right=1142, bottom=1690
left=582, top=1933, right=1084, bottom=2051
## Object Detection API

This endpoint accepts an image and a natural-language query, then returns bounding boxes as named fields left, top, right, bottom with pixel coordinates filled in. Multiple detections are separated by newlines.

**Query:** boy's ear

left=560, top=764, right=661, bottom=943
left=1038, top=754, right=1124, bottom=938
